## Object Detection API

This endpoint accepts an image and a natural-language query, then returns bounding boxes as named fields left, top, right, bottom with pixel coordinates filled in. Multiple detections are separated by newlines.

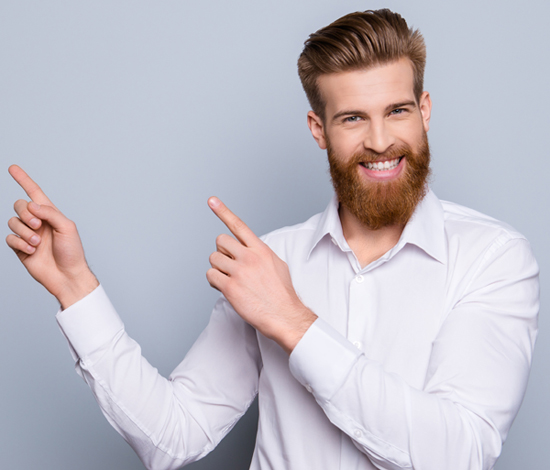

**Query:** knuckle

left=224, top=281, right=236, bottom=297
left=206, top=270, right=221, bottom=291
left=258, top=243, right=271, bottom=255
left=250, top=250, right=260, bottom=262
left=241, top=249, right=253, bottom=263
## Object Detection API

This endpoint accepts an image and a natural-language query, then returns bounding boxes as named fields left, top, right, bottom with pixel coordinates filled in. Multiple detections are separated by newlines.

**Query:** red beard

left=327, top=132, right=431, bottom=230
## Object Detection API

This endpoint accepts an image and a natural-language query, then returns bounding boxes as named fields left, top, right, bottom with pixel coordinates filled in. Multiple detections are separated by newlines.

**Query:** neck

left=339, top=204, right=405, bottom=268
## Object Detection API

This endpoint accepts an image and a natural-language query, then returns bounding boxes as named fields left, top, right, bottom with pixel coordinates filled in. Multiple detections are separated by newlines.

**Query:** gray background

left=1, top=0, right=548, bottom=468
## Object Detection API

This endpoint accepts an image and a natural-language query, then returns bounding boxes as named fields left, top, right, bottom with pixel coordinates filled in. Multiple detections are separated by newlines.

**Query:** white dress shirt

left=56, top=190, right=539, bottom=470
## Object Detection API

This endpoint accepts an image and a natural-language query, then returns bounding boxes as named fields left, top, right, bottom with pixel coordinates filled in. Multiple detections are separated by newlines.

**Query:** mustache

left=349, top=145, right=413, bottom=164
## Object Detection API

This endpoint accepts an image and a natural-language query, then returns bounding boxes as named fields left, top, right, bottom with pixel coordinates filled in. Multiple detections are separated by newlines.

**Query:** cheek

left=395, top=123, right=425, bottom=148
left=326, top=128, right=365, bottom=156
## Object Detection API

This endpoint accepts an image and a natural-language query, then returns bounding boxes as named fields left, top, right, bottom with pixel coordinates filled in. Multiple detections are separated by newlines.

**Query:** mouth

left=359, top=157, right=403, bottom=172
left=358, top=156, right=405, bottom=181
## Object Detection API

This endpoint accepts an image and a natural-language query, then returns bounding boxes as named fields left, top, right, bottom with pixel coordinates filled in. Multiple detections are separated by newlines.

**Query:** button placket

left=348, top=271, right=371, bottom=354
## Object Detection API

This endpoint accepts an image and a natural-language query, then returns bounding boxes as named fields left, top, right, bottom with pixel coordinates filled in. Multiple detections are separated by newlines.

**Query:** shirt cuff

left=56, top=284, right=124, bottom=360
left=289, top=317, right=362, bottom=402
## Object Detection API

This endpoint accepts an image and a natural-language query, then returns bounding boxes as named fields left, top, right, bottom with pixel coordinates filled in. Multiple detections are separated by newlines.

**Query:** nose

left=363, top=119, right=395, bottom=154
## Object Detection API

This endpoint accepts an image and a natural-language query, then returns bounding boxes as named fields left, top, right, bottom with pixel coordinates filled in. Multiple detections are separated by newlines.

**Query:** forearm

left=57, top=287, right=261, bottom=470
left=77, top=333, right=205, bottom=470
left=289, top=314, right=534, bottom=470
left=288, top=237, right=538, bottom=469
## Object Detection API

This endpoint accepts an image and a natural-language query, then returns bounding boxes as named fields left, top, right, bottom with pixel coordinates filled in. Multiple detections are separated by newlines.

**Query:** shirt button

left=305, top=385, right=312, bottom=393
left=355, top=274, right=364, bottom=283
left=354, top=429, right=362, bottom=438
left=353, top=341, right=362, bottom=349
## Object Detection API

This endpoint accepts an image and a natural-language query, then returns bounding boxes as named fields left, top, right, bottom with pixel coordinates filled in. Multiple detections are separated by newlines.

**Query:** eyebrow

left=331, top=100, right=417, bottom=122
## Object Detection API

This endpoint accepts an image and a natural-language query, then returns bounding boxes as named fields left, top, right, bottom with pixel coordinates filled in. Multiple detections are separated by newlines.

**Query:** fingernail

left=29, top=218, right=40, bottom=229
left=30, top=235, right=40, bottom=245
left=208, top=197, right=220, bottom=208
left=26, top=245, right=36, bottom=254
left=29, top=202, right=41, bottom=211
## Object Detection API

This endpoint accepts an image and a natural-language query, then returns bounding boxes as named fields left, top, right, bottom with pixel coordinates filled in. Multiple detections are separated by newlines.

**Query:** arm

left=57, top=287, right=261, bottom=470
left=206, top=197, right=317, bottom=354
left=204, top=198, right=538, bottom=469
left=7, top=168, right=261, bottom=470
left=289, top=238, right=539, bottom=470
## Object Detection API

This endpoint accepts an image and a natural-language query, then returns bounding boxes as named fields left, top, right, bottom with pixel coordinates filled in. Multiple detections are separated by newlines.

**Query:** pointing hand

left=6, top=165, right=99, bottom=309
left=206, top=197, right=316, bottom=354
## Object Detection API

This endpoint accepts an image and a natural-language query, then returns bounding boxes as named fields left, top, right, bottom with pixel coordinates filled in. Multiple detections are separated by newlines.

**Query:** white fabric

left=56, top=190, right=539, bottom=470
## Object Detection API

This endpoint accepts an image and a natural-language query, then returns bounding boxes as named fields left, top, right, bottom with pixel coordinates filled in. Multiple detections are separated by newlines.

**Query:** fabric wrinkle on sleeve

left=289, top=318, right=362, bottom=401
left=288, top=237, right=539, bottom=470
left=55, top=287, right=261, bottom=470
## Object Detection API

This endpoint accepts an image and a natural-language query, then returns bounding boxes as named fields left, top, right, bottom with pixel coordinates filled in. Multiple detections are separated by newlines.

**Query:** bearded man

left=6, top=9, right=539, bottom=470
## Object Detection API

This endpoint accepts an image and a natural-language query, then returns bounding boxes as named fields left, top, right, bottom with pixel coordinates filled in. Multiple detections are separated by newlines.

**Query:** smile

left=360, top=157, right=402, bottom=171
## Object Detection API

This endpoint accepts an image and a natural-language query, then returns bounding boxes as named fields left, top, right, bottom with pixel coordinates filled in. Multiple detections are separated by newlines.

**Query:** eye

left=390, top=108, right=406, bottom=115
left=344, top=116, right=362, bottom=122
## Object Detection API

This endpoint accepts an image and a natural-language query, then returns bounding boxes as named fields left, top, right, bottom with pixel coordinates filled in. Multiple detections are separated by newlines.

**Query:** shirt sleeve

left=289, top=237, right=539, bottom=470
left=56, top=286, right=261, bottom=470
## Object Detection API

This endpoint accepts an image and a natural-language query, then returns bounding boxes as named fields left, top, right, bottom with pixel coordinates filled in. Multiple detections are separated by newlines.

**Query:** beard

left=327, top=132, right=431, bottom=230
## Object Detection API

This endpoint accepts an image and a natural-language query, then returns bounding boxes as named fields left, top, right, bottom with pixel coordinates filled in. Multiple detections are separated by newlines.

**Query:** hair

left=298, top=9, right=426, bottom=121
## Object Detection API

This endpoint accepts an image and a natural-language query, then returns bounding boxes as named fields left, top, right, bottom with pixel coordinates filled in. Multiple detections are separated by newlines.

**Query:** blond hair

left=298, top=9, right=426, bottom=121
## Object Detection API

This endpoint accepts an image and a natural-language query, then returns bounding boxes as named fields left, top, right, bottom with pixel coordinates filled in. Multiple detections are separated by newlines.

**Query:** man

left=6, top=9, right=539, bottom=470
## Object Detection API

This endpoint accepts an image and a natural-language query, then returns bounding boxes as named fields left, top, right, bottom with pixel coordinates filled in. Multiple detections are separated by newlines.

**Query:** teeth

left=365, top=157, right=400, bottom=171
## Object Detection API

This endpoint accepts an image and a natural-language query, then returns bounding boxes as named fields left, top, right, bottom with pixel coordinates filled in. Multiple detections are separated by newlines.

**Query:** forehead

left=318, top=59, right=416, bottom=117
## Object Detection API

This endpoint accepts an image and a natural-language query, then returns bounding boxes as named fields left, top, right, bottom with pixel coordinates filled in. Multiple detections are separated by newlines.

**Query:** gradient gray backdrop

left=1, top=1, right=548, bottom=468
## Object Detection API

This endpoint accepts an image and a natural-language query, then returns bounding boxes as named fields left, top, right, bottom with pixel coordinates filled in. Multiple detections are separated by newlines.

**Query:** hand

left=6, top=165, right=99, bottom=309
left=206, top=197, right=317, bottom=354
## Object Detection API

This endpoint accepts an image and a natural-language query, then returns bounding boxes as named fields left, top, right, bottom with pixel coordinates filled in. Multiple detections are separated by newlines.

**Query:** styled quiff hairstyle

left=298, top=9, right=426, bottom=121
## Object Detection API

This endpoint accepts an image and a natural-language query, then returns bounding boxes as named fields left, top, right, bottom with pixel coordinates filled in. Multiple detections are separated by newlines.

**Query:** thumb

left=28, top=202, right=74, bottom=232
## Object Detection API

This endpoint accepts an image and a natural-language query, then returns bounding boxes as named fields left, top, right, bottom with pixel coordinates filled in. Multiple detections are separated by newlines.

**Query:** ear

left=419, top=91, right=432, bottom=132
left=307, top=111, right=327, bottom=150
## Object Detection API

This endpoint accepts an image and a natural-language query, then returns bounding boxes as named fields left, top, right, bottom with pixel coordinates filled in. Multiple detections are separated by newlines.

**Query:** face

left=307, top=59, right=432, bottom=230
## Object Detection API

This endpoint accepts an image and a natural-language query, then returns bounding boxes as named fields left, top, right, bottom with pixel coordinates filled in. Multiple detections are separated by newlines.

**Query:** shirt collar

left=307, top=194, right=346, bottom=259
left=307, top=189, right=446, bottom=264
left=398, top=189, right=446, bottom=263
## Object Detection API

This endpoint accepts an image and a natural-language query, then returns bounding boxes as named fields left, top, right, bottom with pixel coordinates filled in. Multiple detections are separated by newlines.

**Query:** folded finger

left=216, top=233, right=245, bottom=259
left=14, top=199, right=42, bottom=230
left=206, top=267, right=227, bottom=292
left=8, top=217, right=41, bottom=246
left=6, top=233, right=36, bottom=255
left=27, top=202, right=74, bottom=232
left=209, top=251, right=234, bottom=276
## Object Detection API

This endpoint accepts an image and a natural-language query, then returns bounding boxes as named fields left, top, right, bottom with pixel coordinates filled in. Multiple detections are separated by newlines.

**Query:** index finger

left=208, top=197, right=259, bottom=247
left=8, top=165, right=57, bottom=208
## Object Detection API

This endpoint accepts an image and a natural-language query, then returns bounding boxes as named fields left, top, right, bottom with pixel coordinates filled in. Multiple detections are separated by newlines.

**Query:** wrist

left=277, top=305, right=318, bottom=355
left=57, top=269, right=99, bottom=310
